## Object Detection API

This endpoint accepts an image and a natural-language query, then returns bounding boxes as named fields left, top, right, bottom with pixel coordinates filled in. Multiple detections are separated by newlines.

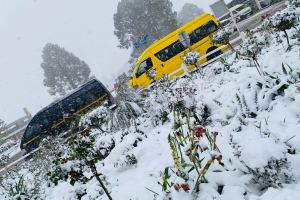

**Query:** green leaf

left=265, top=72, right=277, bottom=79
left=70, top=179, right=76, bottom=186
left=256, top=82, right=263, bottom=89
left=286, top=45, right=293, bottom=52
left=188, top=166, right=195, bottom=173
left=282, top=63, right=288, bottom=75
left=287, top=80, right=294, bottom=84
left=286, top=63, right=293, bottom=75
left=46, top=172, right=51, bottom=176
left=54, top=178, right=58, bottom=186
left=164, top=167, right=169, bottom=178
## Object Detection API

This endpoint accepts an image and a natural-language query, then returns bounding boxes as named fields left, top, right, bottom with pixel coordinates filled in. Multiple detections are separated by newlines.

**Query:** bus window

left=25, top=123, right=41, bottom=138
left=136, top=58, right=153, bottom=78
left=48, top=105, right=62, bottom=124
left=42, top=118, right=50, bottom=128
left=85, top=87, right=98, bottom=101
left=171, top=41, right=185, bottom=55
left=76, top=97, right=84, bottom=109
left=189, top=21, right=218, bottom=46
left=155, top=41, right=185, bottom=62
left=64, top=98, right=76, bottom=114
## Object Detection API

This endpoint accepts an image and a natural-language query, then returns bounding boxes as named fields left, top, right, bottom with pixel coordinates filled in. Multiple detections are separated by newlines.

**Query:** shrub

left=210, top=26, right=235, bottom=52
left=47, top=131, right=113, bottom=200
left=239, top=138, right=293, bottom=190
left=266, top=5, right=297, bottom=46
left=182, top=51, right=200, bottom=66
left=109, top=78, right=144, bottom=130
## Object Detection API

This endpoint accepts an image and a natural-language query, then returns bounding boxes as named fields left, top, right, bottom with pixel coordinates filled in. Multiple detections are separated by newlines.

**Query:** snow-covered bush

left=146, top=68, right=157, bottom=80
left=239, top=139, right=293, bottom=189
left=239, top=29, right=270, bottom=58
left=0, top=141, right=17, bottom=154
left=265, top=5, right=298, bottom=45
left=47, top=131, right=113, bottom=200
left=109, top=78, right=144, bottom=130
left=256, top=63, right=300, bottom=111
left=79, top=105, right=110, bottom=133
left=0, top=154, right=9, bottom=167
left=210, top=27, right=235, bottom=52
left=144, top=75, right=174, bottom=127
left=217, top=53, right=242, bottom=73
left=289, top=0, right=300, bottom=8
left=6, top=175, right=29, bottom=200
left=182, top=51, right=200, bottom=66
left=238, top=28, right=273, bottom=75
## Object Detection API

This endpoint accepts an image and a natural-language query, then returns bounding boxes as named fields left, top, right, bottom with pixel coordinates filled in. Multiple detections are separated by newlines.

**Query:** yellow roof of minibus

left=136, top=13, right=214, bottom=64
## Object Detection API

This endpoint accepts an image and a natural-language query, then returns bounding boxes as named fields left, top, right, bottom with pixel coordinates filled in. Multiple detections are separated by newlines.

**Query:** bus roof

left=36, top=78, right=107, bottom=116
left=136, top=13, right=212, bottom=64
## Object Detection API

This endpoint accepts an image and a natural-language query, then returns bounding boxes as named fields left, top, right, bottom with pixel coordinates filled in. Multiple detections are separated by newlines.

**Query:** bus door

left=154, top=38, right=186, bottom=80
left=134, top=52, right=162, bottom=87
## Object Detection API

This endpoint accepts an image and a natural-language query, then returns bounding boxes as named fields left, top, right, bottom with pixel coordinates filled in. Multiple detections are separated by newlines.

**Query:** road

left=0, top=150, right=26, bottom=176
left=229, top=1, right=285, bottom=42
left=237, top=1, right=286, bottom=32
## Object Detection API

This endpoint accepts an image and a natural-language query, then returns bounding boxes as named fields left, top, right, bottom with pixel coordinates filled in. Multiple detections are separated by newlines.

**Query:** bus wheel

left=206, top=47, right=222, bottom=61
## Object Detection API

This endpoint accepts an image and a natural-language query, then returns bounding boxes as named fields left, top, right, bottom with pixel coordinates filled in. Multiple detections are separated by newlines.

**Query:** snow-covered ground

left=2, top=2, right=300, bottom=200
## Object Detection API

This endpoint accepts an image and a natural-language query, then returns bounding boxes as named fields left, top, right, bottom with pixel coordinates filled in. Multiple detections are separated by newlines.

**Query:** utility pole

left=255, top=0, right=262, bottom=10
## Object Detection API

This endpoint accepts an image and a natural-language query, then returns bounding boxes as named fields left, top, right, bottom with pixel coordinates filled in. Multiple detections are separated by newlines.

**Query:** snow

left=240, top=138, right=287, bottom=170
left=2, top=2, right=300, bottom=200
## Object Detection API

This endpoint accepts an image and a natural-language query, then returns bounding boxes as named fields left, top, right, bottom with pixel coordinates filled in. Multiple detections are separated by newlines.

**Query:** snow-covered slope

left=2, top=2, right=300, bottom=200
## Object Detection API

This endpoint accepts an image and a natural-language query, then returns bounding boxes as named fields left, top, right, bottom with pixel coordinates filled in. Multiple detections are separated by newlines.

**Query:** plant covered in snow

left=161, top=123, right=224, bottom=195
left=0, top=155, right=9, bottom=168
left=79, top=105, right=110, bottom=133
left=6, top=175, right=29, bottom=200
left=210, top=26, right=235, bottom=52
left=182, top=51, right=200, bottom=66
left=289, top=0, right=300, bottom=7
left=0, top=141, right=17, bottom=154
left=109, top=78, right=144, bottom=130
left=264, top=5, right=298, bottom=46
left=144, top=75, right=173, bottom=127
left=47, top=131, right=113, bottom=200
left=239, top=138, right=293, bottom=189
left=0, top=119, right=10, bottom=140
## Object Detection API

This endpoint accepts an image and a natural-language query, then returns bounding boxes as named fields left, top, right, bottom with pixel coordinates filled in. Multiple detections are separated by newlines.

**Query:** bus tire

left=206, top=47, right=222, bottom=61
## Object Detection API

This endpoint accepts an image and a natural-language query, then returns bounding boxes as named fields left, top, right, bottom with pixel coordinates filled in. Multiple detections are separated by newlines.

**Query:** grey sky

left=0, top=0, right=231, bottom=123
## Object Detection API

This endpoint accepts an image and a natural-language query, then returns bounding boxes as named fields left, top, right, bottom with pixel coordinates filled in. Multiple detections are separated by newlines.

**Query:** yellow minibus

left=129, top=13, right=227, bottom=87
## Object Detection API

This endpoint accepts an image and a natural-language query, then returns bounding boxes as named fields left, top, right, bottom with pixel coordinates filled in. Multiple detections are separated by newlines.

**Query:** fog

left=0, top=0, right=231, bottom=123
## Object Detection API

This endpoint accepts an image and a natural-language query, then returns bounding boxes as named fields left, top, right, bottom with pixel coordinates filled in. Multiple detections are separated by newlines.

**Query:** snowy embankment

left=2, top=2, right=300, bottom=200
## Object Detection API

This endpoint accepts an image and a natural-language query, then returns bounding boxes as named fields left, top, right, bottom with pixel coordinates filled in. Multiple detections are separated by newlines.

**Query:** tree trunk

left=95, top=174, right=113, bottom=200
left=227, top=42, right=235, bottom=52
left=283, top=30, right=290, bottom=46
left=92, top=165, right=113, bottom=200
left=57, top=61, right=77, bottom=89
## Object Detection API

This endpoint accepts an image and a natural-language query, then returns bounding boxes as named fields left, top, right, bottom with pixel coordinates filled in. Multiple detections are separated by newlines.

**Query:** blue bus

left=20, top=78, right=114, bottom=154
